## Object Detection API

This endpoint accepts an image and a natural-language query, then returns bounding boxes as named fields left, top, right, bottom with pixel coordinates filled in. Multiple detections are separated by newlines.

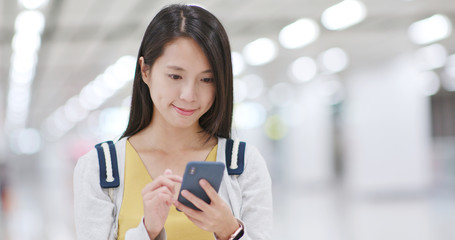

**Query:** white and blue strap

left=95, top=138, right=244, bottom=196
left=95, top=141, right=120, bottom=188
left=225, top=138, right=246, bottom=175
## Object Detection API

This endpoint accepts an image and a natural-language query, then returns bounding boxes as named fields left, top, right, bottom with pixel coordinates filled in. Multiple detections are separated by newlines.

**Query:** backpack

left=95, top=139, right=246, bottom=201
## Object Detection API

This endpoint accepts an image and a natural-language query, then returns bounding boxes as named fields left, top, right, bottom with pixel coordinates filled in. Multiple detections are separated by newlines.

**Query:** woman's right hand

left=142, top=169, right=182, bottom=239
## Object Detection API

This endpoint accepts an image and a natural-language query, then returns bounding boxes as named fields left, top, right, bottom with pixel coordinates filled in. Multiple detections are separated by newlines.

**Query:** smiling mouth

left=173, top=105, right=197, bottom=116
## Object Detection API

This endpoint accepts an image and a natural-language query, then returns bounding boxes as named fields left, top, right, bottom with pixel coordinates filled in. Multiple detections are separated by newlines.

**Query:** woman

left=73, top=4, right=272, bottom=240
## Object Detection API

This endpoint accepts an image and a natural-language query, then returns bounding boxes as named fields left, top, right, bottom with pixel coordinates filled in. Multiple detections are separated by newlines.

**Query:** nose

left=179, top=81, right=197, bottom=102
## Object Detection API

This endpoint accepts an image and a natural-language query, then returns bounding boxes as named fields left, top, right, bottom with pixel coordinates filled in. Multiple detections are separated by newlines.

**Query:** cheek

left=148, top=77, right=168, bottom=99
left=150, top=85, right=166, bottom=104
left=147, top=82, right=156, bottom=100
left=206, top=87, right=216, bottom=107
left=148, top=81, right=166, bottom=107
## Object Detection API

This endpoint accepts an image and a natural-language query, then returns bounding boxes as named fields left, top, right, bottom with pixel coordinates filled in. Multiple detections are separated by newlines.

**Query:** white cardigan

left=73, top=137, right=273, bottom=240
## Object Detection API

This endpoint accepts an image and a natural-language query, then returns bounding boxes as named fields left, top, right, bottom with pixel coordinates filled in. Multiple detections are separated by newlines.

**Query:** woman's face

left=141, top=37, right=216, bottom=130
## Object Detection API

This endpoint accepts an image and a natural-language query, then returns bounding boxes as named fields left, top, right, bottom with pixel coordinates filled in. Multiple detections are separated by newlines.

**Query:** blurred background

left=1, top=0, right=455, bottom=239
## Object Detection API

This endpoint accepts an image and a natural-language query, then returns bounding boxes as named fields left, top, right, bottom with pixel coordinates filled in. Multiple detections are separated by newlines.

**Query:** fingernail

left=199, top=179, right=207, bottom=186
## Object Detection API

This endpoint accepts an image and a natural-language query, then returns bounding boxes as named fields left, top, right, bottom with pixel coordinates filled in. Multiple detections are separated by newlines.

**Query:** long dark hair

left=121, top=4, right=233, bottom=139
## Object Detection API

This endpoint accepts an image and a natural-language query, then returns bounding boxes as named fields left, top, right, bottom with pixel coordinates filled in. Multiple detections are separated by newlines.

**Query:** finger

left=142, top=181, right=172, bottom=195
left=157, top=174, right=182, bottom=186
left=157, top=192, right=173, bottom=206
left=179, top=190, right=210, bottom=212
left=143, top=186, right=173, bottom=201
left=142, top=175, right=181, bottom=194
left=184, top=214, right=206, bottom=228
left=146, top=191, right=172, bottom=205
left=166, top=174, right=183, bottom=183
left=174, top=201, right=213, bottom=232
left=199, top=179, right=219, bottom=201
left=173, top=199, right=203, bottom=219
left=163, top=169, right=183, bottom=182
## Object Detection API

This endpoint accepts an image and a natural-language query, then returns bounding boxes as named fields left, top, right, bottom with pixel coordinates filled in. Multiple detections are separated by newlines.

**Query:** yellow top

left=117, top=140, right=218, bottom=240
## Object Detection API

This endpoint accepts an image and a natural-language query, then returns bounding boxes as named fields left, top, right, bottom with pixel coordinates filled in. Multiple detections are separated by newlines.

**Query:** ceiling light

left=12, top=32, right=41, bottom=54
left=318, top=47, right=349, bottom=73
left=5, top=9, right=45, bottom=134
left=290, top=57, right=317, bottom=82
left=78, top=83, right=106, bottom=110
left=15, top=10, right=45, bottom=34
left=414, top=43, right=447, bottom=70
left=41, top=108, right=75, bottom=141
left=243, top=38, right=278, bottom=66
left=279, top=18, right=320, bottom=49
left=442, top=54, right=455, bottom=91
left=242, top=74, right=264, bottom=99
left=43, top=55, right=135, bottom=139
left=19, top=0, right=48, bottom=9
left=417, top=71, right=440, bottom=96
left=113, top=55, right=136, bottom=83
left=441, top=75, right=455, bottom=92
left=6, top=83, right=31, bottom=128
left=10, top=128, right=42, bottom=155
left=269, top=82, right=295, bottom=106
left=7, top=85, right=30, bottom=112
left=102, top=67, right=125, bottom=91
left=233, top=102, right=267, bottom=129
left=408, top=14, right=452, bottom=45
left=9, top=69, right=35, bottom=85
left=64, top=97, right=89, bottom=123
left=11, top=52, right=37, bottom=75
left=232, top=51, right=245, bottom=76
left=321, top=0, right=367, bottom=31
left=234, top=78, right=248, bottom=103
left=445, top=54, right=455, bottom=78
left=99, top=107, right=130, bottom=138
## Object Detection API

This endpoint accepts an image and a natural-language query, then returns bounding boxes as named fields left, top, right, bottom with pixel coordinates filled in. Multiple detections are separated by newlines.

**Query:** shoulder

left=74, top=147, right=99, bottom=174
left=73, top=145, right=102, bottom=189
left=243, top=142, right=262, bottom=158
left=73, top=138, right=127, bottom=179
left=217, top=137, right=263, bottom=159
left=243, top=142, right=268, bottom=173
left=218, top=137, right=268, bottom=173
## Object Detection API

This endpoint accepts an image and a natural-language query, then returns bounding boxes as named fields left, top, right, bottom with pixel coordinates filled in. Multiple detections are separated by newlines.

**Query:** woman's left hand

left=173, top=179, right=239, bottom=240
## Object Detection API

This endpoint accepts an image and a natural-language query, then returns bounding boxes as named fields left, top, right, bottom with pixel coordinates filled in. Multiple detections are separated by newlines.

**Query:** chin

left=172, top=120, right=199, bottom=130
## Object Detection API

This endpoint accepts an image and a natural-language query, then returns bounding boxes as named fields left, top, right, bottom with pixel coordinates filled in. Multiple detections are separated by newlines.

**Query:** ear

left=138, top=56, right=151, bottom=83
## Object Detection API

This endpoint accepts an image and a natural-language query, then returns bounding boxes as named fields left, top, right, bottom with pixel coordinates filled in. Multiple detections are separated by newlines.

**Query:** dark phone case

left=177, top=161, right=225, bottom=211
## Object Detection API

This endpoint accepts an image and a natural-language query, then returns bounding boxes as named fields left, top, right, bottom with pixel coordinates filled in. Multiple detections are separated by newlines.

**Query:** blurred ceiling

left=0, top=0, right=454, bottom=149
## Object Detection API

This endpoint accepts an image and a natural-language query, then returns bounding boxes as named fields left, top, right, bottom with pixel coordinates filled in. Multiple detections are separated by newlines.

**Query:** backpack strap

left=95, top=140, right=120, bottom=188
left=225, top=138, right=246, bottom=175
left=95, top=141, right=120, bottom=202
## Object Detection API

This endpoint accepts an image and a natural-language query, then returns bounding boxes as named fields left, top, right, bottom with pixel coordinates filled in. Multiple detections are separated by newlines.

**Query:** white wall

left=342, top=55, right=433, bottom=194
left=286, top=82, right=335, bottom=185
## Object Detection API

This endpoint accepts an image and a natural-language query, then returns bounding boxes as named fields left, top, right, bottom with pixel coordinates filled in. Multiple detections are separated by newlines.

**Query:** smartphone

left=177, top=161, right=225, bottom=211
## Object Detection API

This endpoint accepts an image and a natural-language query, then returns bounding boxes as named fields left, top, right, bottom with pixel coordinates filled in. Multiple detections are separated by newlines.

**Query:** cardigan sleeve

left=125, top=217, right=167, bottom=240
left=237, top=145, right=273, bottom=239
left=73, top=149, right=117, bottom=240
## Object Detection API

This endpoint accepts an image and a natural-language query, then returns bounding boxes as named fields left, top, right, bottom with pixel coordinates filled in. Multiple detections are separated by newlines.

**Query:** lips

left=173, top=105, right=197, bottom=116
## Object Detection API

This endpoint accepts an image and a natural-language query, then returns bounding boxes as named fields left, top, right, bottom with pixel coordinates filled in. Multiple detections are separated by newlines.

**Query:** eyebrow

left=166, top=65, right=212, bottom=74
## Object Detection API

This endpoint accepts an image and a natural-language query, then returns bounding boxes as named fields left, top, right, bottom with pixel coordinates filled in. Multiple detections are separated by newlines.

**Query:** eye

left=201, top=77, right=214, bottom=83
left=168, top=74, right=182, bottom=80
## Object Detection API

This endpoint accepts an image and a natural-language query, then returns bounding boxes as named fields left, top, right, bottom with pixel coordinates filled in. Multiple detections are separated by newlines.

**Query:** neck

left=132, top=118, right=213, bottom=152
